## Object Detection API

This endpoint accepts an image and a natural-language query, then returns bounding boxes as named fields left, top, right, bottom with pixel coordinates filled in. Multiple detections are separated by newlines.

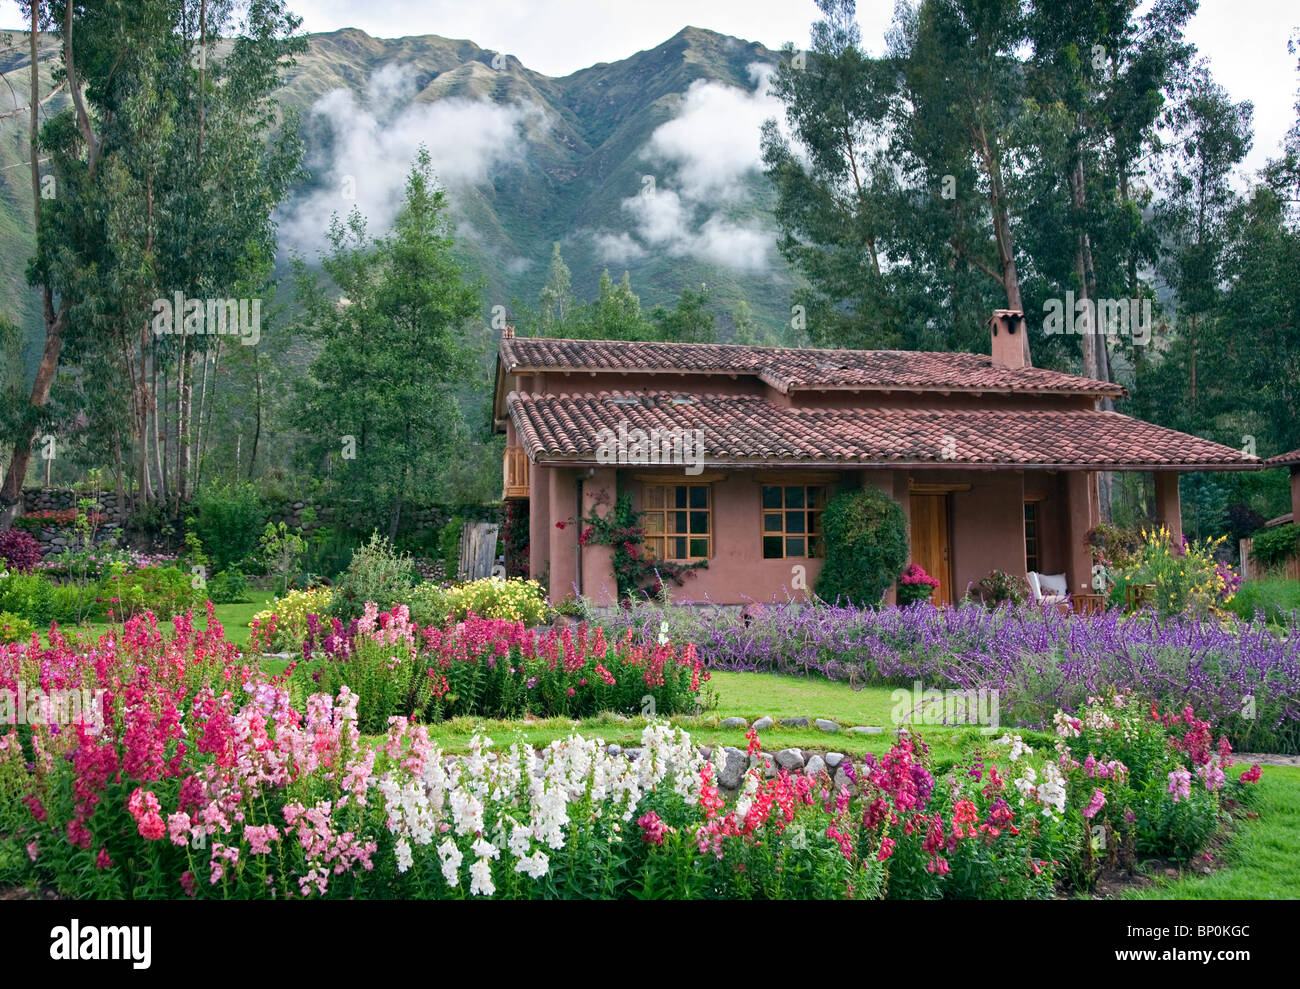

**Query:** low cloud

left=588, top=62, right=783, bottom=273
left=279, top=63, right=546, bottom=256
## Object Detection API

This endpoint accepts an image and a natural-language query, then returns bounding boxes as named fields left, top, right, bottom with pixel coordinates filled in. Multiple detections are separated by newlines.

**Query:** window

left=1024, top=502, right=1039, bottom=573
left=761, top=485, right=826, bottom=559
left=642, top=484, right=712, bottom=561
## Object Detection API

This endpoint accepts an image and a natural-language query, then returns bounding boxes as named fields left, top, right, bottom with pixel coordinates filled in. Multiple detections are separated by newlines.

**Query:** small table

left=1072, top=593, right=1108, bottom=616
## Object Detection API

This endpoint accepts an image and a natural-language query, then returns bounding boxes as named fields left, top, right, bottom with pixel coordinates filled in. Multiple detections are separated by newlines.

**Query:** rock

left=764, top=758, right=779, bottom=779
left=779, top=716, right=810, bottom=728
left=720, top=717, right=748, bottom=729
left=716, top=747, right=748, bottom=789
left=698, top=745, right=713, bottom=760
left=752, top=716, right=774, bottom=731
left=623, top=748, right=642, bottom=762
left=847, top=726, right=884, bottom=735
left=805, top=754, right=827, bottom=776
left=834, top=768, right=853, bottom=790
left=775, top=748, right=805, bottom=770
left=815, top=718, right=841, bottom=733
left=606, top=744, right=622, bottom=756
left=825, top=752, right=844, bottom=768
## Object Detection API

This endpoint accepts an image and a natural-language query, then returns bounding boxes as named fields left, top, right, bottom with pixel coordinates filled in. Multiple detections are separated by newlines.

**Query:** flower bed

left=280, top=605, right=709, bottom=732
left=601, top=602, right=1300, bottom=754
left=0, top=610, right=1259, bottom=899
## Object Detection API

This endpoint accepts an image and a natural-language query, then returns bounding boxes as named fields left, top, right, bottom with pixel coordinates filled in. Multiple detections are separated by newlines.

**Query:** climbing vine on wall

left=570, top=489, right=705, bottom=601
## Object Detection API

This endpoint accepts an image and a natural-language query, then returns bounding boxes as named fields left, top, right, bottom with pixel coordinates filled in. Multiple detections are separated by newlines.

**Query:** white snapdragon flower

left=469, top=857, right=496, bottom=897
left=436, top=838, right=462, bottom=887
left=515, top=850, right=550, bottom=879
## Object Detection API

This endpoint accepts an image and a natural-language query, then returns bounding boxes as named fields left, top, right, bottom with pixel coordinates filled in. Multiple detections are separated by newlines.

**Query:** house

left=492, top=311, right=1257, bottom=607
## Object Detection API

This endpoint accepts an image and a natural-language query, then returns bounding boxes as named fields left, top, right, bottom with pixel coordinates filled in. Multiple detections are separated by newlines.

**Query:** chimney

left=989, top=309, right=1027, bottom=370
left=501, top=324, right=515, bottom=340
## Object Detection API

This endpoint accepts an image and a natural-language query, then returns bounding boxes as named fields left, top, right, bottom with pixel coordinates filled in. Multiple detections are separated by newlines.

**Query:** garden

left=1, top=501, right=1296, bottom=901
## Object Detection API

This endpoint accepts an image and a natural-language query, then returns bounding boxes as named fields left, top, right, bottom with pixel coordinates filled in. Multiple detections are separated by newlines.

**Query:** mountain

left=0, top=25, right=798, bottom=377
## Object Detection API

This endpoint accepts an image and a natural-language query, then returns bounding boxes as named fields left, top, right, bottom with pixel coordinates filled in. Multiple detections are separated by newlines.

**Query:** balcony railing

left=502, top=444, right=530, bottom=500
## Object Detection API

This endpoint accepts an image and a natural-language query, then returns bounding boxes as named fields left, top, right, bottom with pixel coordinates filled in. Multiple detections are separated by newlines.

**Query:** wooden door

left=909, top=494, right=952, bottom=605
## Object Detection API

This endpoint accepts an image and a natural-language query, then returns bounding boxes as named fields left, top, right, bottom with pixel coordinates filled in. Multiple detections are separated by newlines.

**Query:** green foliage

left=111, top=567, right=199, bottom=621
left=1224, top=579, right=1300, bottom=625
left=207, top=568, right=251, bottom=605
left=437, top=517, right=464, bottom=580
left=405, top=583, right=451, bottom=627
left=0, top=612, right=36, bottom=643
left=963, top=570, right=1030, bottom=608
left=580, top=491, right=706, bottom=601
left=814, top=488, right=907, bottom=607
left=258, top=521, right=307, bottom=596
left=1250, top=523, right=1299, bottom=570
left=328, top=533, right=417, bottom=620
left=293, top=147, right=482, bottom=539
left=441, top=577, right=549, bottom=625
left=192, top=482, right=266, bottom=573
left=0, top=573, right=56, bottom=624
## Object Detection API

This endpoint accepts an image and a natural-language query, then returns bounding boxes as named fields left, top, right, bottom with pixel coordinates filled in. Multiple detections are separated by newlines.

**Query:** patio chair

left=1027, top=571, right=1069, bottom=607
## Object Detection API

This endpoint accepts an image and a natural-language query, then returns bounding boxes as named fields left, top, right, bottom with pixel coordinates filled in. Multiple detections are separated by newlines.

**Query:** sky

left=1, top=0, right=1295, bottom=171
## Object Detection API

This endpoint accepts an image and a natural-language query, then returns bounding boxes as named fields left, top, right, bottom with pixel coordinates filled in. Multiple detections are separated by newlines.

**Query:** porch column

left=528, top=461, right=551, bottom=588
left=547, top=467, right=578, bottom=600
left=1154, top=471, right=1183, bottom=544
left=1064, top=471, right=1099, bottom=597
left=580, top=467, right=618, bottom=606
left=1290, top=467, right=1300, bottom=524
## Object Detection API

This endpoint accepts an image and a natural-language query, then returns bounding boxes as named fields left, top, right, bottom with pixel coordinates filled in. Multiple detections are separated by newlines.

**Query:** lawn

left=46, top=593, right=276, bottom=650
left=1126, top=764, right=1300, bottom=900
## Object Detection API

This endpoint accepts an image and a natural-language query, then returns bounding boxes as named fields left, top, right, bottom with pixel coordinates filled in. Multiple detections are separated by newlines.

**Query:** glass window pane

left=808, top=486, right=824, bottom=508
left=785, top=486, right=805, bottom=509
left=689, top=511, right=709, bottom=534
left=673, top=511, right=687, bottom=534
left=646, top=537, right=663, bottom=559
left=763, top=512, right=783, bottom=533
left=763, top=536, right=783, bottom=559
left=672, top=537, right=687, bottom=559
left=674, top=486, right=688, bottom=509
left=762, top=486, right=782, bottom=509
left=644, top=513, right=664, bottom=534
left=786, top=511, right=805, bottom=534
left=644, top=486, right=663, bottom=509
left=689, top=538, right=709, bottom=559
left=809, top=535, right=822, bottom=558
left=809, top=511, right=821, bottom=534
left=786, top=537, right=805, bottom=558
left=688, top=486, right=708, bottom=509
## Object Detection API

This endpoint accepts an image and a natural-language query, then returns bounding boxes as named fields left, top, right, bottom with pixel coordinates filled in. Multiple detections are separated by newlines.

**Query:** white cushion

left=1038, top=572, right=1068, bottom=596
left=1026, top=572, right=1043, bottom=600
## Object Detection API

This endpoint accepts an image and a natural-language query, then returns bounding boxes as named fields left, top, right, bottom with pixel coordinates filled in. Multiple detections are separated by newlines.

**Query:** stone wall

left=19, top=488, right=129, bottom=555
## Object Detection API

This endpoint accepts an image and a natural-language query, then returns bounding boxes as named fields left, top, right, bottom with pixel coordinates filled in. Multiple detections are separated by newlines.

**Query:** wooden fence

left=1239, top=537, right=1300, bottom=581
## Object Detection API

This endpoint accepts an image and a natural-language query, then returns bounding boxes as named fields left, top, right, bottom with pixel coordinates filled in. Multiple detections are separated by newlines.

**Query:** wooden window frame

left=641, top=483, right=713, bottom=562
left=1024, top=501, right=1040, bottom=574
left=761, top=483, right=827, bottom=560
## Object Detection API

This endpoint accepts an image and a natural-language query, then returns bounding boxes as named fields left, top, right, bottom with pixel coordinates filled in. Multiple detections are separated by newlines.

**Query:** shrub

left=250, top=587, right=333, bottom=652
left=0, top=572, right=57, bottom=623
left=329, top=532, right=416, bottom=620
left=0, top=611, right=36, bottom=643
left=441, top=576, right=548, bottom=625
left=437, top=517, right=463, bottom=580
left=191, top=482, right=265, bottom=572
left=107, top=566, right=199, bottom=620
left=964, top=569, right=1030, bottom=607
left=0, top=529, right=43, bottom=573
left=405, top=582, right=451, bottom=626
left=814, top=488, right=907, bottom=607
left=897, top=562, right=940, bottom=606
left=206, top=568, right=250, bottom=605
left=1250, top=522, right=1299, bottom=571
left=1125, top=527, right=1239, bottom=617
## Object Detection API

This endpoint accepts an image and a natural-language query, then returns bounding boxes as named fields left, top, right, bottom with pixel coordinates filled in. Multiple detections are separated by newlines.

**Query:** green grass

left=1126, top=765, right=1300, bottom=900
left=43, top=592, right=277, bottom=650
left=1225, top=578, right=1300, bottom=625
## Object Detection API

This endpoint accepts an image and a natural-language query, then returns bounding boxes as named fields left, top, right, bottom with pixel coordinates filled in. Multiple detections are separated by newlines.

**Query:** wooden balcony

left=502, top=444, right=530, bottom=500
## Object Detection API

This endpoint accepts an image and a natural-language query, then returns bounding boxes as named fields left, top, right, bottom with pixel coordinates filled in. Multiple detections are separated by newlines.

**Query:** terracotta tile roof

left=1266, top=447, right=1300, bottom=467
left=507, top=390, right=1257, bottom=470
left=499, top=336, right=1127, bottom=398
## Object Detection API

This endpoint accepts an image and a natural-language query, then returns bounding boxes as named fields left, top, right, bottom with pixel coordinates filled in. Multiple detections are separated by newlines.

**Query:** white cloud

left=589, top=63, right=782, bottom=273
left=278, top=63, right=547, bottom=256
